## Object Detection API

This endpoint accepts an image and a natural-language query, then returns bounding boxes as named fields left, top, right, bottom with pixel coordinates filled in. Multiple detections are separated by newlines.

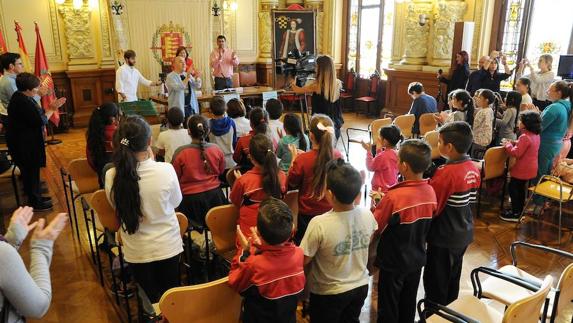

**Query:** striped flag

left=34, top=22, right=59, bottom=126
left=14, top=21, right=32, bottom=72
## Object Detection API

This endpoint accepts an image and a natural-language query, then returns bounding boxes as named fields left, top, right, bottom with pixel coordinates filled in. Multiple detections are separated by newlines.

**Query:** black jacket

left=6, top=91, right=48, bottom=168
left=440, top=64, right=470, bottom=94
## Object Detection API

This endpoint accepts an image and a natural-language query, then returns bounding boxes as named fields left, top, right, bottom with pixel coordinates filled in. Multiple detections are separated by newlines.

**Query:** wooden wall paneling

left=52, top=72, right=73, bottom=129
left=256, top=63, right=273, bottom=87
left=384, top=69, right=440, bottom=116
left=66, top=69, right=115, bottom=127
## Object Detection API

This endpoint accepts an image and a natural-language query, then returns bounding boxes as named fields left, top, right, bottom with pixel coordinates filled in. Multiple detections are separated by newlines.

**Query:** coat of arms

left=150, top=21, right=192, bottom=66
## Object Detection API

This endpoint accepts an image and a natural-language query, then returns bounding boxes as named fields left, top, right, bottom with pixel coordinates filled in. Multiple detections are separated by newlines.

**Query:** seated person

left=407, top=82, right=437, bottom=136
left=155, top=108, right=191, bottom=163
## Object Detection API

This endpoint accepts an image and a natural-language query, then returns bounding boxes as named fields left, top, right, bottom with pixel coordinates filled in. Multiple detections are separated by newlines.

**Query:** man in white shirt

left=116, top=50, right=162, bottom=102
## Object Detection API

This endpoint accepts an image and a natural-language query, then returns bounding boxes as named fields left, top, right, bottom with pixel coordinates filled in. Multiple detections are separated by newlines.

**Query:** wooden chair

left=345, top=118, right=392, bottom=161
left=476, top=147, right=508, bottom=218
left=205, top=204, right=239, bottom=262
left=419, top=113, right=438, bottom=136
left=355, top=74, right=380, bottom=116
left=393, top=114, right=416, bottom=139
left=67, top=158, right=103, bottom=284
left=158, top=277, right=242, bottom=323
left=479, top=241, right=573, bottom=322
left=424, top=130, right=441, bottom=160
left=283, top=190, right=299, bottom=230
left=226, top=168, right=238, bottom=188
left=418, top=271, right=553, bottom=323
left=340, top=70, right=356, bottom=111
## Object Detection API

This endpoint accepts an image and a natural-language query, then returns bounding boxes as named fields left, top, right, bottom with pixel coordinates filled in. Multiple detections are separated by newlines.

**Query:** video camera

left=275, top=49, right=316, bottom=87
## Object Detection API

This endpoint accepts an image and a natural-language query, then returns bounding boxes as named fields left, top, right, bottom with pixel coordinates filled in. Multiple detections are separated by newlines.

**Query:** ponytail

left=249, top=134, right=282, bottom=198
left=188, top=115, right=214, bottom=174
left=283, top=113, right=308, bottom=151
left=451, top=89, right=474, bottom=126
left=250, top=107, right=270, bottom=136
left=111, top=115, right=151, bottom=235
left=309, top=114, right=335, bottom=199
left=87, top=102, right=118, bottom=173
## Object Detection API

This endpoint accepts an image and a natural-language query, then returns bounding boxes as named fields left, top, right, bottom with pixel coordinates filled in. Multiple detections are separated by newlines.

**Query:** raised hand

left=32, top=213, right=68, bottom=241
left=361, top=141, right=372, bottom=152
left=48, top=97, right=67, bottom=111
left=236, top=225, right=249, bottom=250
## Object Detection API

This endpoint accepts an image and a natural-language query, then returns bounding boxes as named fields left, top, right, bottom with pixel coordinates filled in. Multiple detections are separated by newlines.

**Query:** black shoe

left=41, top=196, right=52, bottom=203
left=499, top=210, right=520, bottom=223
left=33, top=201, right=53, bottom=212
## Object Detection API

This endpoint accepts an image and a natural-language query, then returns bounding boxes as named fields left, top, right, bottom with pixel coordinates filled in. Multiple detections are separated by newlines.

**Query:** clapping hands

left=9, top=206, right=68, bottom=242
left=236, top=225, right=262, bottom=251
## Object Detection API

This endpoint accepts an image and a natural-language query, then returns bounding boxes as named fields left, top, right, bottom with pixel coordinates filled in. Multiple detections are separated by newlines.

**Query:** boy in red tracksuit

left=423, top=121, right=481, bottom=305
left=369, top=139, right=437, bottom=323
left=229, top=197, right=305, bottom=323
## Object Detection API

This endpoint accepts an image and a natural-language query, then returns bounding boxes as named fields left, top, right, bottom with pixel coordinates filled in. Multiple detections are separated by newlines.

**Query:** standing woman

left=438, top=51, right=470, bottom=95
left=174, top=46, right=197, bottom=77
left=105, top=115, right=183, bottom=303
left=480, top=55, right=511, bottom=93
left=291, top=55, right=344, bottom=139
left=5, top=72, right=66, bottom=211
left=532, top=81, right=573, bottom=213
left=86, top=102, right=119, bottom=187
left=517, top=54, right=555, bottom=110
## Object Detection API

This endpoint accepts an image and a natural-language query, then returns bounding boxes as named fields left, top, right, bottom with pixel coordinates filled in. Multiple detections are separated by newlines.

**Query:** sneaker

left=32, top=200, right=53, bottom=212
left=499, top=210, right=520, bottom=223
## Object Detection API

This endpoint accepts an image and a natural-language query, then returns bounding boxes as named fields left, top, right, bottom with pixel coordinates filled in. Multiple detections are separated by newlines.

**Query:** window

left=346, top=0, right=394, bottom=78
left=497, top=0, right=573, bottom=89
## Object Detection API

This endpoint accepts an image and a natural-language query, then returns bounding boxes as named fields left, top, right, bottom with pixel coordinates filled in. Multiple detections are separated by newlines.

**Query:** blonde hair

left=540, top=54, right=553, bottom=71
left=316, top=55, right=340, bottom=103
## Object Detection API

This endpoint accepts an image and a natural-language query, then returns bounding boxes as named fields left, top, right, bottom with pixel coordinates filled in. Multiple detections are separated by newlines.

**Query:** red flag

left=34, top=22, right=59, bottom=126
left=14, top=21, right=32, bottom=72
left=0, top=28, right=7, bottom=54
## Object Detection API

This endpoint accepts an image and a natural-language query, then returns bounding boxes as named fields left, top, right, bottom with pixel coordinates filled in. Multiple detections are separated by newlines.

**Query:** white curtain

left=124, top=0, right=213, bottom=98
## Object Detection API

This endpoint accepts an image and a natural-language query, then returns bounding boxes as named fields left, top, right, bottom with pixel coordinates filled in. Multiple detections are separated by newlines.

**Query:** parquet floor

left=1, top=112, right=572, bottom=323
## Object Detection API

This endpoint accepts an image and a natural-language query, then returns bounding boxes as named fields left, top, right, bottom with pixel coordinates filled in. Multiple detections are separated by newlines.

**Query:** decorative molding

left=258, top=0, right=278, bottom=61
left=305, top=0, right=323, bottom=54
left=57, top=5, right=96, bottom=60
left=427, top=0, right=467, bottom=67
left=99, top=0, right=113, bottom=59
left=400, top=0, right=432, bottom=66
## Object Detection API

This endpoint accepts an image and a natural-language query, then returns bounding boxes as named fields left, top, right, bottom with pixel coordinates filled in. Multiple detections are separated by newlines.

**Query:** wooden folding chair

left=476, top=147, right=508, bottom=218
left=393, top=114, right=415, bottom=139
left=205, top=204, right=239, bottom=262
left=424, top=130, right=441, bottom=160
left=346, top=118, right=392, bottom=161
left=419, top=113, right=438, bottom=136
left=283, top=190, right=299, bottom=230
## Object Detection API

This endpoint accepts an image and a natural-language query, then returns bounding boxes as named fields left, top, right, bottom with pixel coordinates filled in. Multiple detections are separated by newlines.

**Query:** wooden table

left=150, top=86, right=282, bottom=106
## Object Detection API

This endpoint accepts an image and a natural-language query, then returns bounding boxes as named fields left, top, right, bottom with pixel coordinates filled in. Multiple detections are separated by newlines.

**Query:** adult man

left=466, top=55, right=490, bottom=96
left=209, top=35, right=239, bottom=90
left=407, top=82, right=437, bottom=136
left=0, top=53, right=25, bottom=127
left=115, top=50, right=161, bottom=102
left=166, top=56, right=202, bottom=119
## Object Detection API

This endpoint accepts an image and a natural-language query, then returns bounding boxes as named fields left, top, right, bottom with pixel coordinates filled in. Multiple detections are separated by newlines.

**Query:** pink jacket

left=504, top=130, right=540, bottom=180
left=366, top=148, right=399, bottom=192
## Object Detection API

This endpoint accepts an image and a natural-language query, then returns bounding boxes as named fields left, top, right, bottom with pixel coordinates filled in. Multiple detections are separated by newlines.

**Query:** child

left=156, top=108, right=192, bottom=163
left=265, top=98, right=284, bottom=144
left=362, top=124, right=401, bottom=193
left=233, top=108, right=276, bottom=172
left=230, top=134, right=287, bottom=240
left=276, top=113, right=309, bottom=172
left=516, top=77, right=533, bottom=108
left=471, top=89, right=495, bottom=159
left=288, top=114, right=344, bottom=244
left=208, top=96, right=237, bottom=170
left=501, top=111, right=541, bottom=222
left=436, top=89, right=475, bottom=126
left=423, top=121, right=481, bottom=306
left=368, top=139, right=436, bottom=323
left=105, top=115, right=183, bottom=303
left=300, top=159, right=377, bottom=322
left=228, top=198, right=305, bottom=323
left=495, top=90, right=520, bottom=143
left=172, top=115, right=227, bottom=226
left=227, top=98, right=251, bottom=137
left=86, top=102, right=118, bottom=187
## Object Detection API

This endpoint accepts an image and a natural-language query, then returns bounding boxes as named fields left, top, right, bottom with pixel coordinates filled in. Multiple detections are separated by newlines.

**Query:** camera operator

left=291, top=55, right=343, bottom=139
left=437, top=51, right=470, bottom=95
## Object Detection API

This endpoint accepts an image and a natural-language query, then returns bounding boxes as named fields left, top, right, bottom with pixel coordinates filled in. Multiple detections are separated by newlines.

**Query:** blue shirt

left=0, top=73, right=17, bottom=115
left=277, top=134, right=310, bottom=172
left=165, top=71, right=201, bottom=114
left=541, top=99, right=572, bottom=143
left=409, top=93, right=437, bottom=134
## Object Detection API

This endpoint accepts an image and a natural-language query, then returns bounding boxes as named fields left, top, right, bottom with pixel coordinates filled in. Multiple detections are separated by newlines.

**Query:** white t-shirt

left=233, top=116, right=251, bottom=137
left=269, top=119, right=284, bottom=144
left=115, top=64, right=153, bottom=102
left=300, top=207, right=378, bottom=295
left=155, top=128, right=192, bottom=163
left=521, top=93, right=533, bottom=105
left=105, top=158, right=183, bottom=263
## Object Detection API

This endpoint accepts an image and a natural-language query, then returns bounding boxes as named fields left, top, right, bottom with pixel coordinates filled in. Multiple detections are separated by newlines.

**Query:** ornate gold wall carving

left=427, top=0, right=467, bottom=66
left=58, top=5, right=96, bottom=62
left=258, top=0, right=278, bottom=61
left=401, top=0, right=433, bottom=66
left=304, top=0, right=323, bottom=54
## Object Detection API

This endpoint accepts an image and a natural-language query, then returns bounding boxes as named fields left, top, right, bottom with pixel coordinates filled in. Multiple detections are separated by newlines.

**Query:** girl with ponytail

left=172, top=115, right=227, bottom=226
left=233, top=107, right=277, bottom=172
left=288, top=114, right=343, bottom=243
left=471, top=89, right=495, bottom=159
left=104, top=115, right=183, bottom=303
left=86, top=102, right=118, bottom=187
left=277, top=113, right=310, bottom=171
left=435, top=89, right=475, bottom=126
left=230, top=134, right=286, bottom=240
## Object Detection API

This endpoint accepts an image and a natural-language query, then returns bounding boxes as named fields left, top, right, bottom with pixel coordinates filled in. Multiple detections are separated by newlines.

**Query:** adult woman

left=86, top=102, right=119, bottom=187
left=438, top=51, right=470, bottom=95
left=480, top=54, right=511, bottom=93
left=5, top=73, right=66, bottom=211
left=517, top=54, right=555, bottom=110
left=174, top=46, right=197, bottom=77
left=291, top=55, right=343, bottom=139
left=0, top=207, right=67, bottom=323
left=105, top=115, right=183, bottom=303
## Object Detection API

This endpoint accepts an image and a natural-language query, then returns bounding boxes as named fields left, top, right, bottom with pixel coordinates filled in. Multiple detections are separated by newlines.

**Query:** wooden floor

left=1, top=112, right=572, bottom=323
